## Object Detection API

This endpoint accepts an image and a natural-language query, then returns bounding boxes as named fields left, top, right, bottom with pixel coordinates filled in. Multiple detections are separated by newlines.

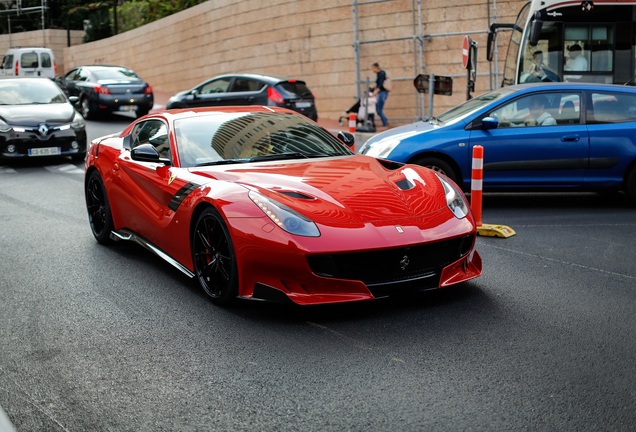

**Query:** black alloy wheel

left=86, top=170, right=114, bottom=244
left=80, top=97, right=93, bottom=119
left=192, top=208, right=238, bottom=303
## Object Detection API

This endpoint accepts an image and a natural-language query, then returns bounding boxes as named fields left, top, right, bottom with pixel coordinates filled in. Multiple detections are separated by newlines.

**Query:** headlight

left=71, top=111, right=85, bottom=130
left=249, top=191, right=320, bottom=237
left=0, top=118, right=12, bottom=133
left=359, top=138, right=401, bottom=158
left=436, top=174, right=469, bottom=219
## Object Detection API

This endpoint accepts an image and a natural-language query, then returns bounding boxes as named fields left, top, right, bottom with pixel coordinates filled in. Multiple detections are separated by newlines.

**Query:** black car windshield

left=0, top=79, right=67, bottom=105
left=435, top=87, right=516, bottom=124
left=92, top=68, right=141, bottom=81
left=175, top=112, right=352, bottom=167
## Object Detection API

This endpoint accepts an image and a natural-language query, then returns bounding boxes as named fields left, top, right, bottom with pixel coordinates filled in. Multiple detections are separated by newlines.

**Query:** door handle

left=561, top=135, right=580, bottom=142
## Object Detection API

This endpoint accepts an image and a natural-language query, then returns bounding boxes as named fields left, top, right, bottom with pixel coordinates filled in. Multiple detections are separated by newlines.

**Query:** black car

left=0, top=78, right=87, bottom=161
left=60, top=65, right=154, bottom=119
left=166, top=73, right=318, bottom=121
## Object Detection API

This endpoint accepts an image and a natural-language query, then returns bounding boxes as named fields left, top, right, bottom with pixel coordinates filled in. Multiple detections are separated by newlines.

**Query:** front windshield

left=175, top=112, right=352, bottom=167
left=0, top=79, right=67, bottom=105
left=436, top=87, right=517, bottom=123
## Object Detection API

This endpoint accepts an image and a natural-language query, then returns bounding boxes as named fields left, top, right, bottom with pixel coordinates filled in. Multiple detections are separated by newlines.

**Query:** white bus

left=488, top=0, right=636, bottom=87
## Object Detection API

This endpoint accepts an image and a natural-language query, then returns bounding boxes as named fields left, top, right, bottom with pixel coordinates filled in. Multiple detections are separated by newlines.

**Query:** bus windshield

left=494, top=0, right=636, bottom=87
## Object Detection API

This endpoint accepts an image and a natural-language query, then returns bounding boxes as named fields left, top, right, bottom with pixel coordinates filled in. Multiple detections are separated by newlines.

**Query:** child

left=357, top=87, right=377, bottom=129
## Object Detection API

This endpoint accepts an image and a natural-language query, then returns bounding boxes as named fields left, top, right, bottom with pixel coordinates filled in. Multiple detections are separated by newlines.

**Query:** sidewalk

left=150, top=90, right=378, bottom=149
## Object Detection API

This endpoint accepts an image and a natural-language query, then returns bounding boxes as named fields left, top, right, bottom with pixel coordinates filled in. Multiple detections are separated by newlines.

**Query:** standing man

left=371, top=62, right=389, bottom=128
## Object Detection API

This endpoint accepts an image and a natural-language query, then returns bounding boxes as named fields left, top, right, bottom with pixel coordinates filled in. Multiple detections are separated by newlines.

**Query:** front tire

left=85, top=170, right=114, bottom=244
left=626, top=166, right=636, bottom=206
left=413, top=156, right=459, bottom=185
left=192, top=208, right=238, bottom=304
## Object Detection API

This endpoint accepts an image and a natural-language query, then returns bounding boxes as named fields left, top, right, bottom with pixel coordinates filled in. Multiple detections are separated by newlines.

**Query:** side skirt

left=110, top=229, right=195, bottom=279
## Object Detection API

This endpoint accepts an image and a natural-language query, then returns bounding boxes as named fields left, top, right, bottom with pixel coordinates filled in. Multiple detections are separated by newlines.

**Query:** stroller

left=338, top=90, right=377, bottom=133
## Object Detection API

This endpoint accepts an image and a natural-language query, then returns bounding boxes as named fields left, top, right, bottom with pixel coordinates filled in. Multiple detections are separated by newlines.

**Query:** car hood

left=0, top=104, right=76, bottom=125
left=192, top=155, right=450, bottom=225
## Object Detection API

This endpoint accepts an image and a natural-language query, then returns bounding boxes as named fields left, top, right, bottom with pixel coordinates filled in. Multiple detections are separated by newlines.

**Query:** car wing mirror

left=191, top=89, right=199, bottom=99
left=337, top=131, right=355, bottom=146
left=481, top=116, right=499, bottom=130
left=131, top=143, right=171, bottom=165
left=68, top=96, right=79, bottom=105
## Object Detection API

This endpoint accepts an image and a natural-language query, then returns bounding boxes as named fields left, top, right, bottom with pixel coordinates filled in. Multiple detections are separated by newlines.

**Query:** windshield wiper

left=195, top=158, right=250, bottom=167
left=248, top=152, right=311, bottom=162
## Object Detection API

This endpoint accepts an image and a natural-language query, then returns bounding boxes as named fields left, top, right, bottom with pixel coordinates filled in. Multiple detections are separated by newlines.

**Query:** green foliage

left=0, top=0, right=206, bottom=40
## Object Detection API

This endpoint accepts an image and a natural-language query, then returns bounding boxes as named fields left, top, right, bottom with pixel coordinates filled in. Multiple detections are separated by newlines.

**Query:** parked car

left=59, top=65, right=154, bottom=119
left=359, top=82, right=636, bottom=204
left=0, top=47, right=56, bottom=78
left=84, top=106, right=481, bottom=305
left=0, top=78, right=86, bottom=161
left=166, top=73, right=318, bottom=121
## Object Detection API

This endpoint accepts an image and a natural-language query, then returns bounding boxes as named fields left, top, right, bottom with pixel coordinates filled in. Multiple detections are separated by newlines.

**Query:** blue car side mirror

left=481, top=116, right=499, bottom=130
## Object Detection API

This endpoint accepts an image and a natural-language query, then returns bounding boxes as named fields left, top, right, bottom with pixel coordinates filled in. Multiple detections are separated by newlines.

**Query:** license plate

left=29, top=147, right=61, bottom=156
left=295, top=101, right=311, bottom=108
left=119, top=105, right=137, bottom=111
left=24, top=71, right=35, bottom=76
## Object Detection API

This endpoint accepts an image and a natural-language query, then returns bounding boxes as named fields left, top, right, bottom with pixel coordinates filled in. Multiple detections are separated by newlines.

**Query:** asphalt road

left=1, top=116, right=635, bottom=431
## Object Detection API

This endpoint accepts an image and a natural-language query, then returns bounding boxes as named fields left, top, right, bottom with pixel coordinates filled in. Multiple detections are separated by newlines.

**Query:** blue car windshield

left=436, top=87, right=516, bottom=124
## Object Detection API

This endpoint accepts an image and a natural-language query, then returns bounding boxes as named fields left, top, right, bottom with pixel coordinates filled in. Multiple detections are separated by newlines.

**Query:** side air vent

left=395, top=178, right=415, bottom=190
left=279, top=191, right=315, bottom=200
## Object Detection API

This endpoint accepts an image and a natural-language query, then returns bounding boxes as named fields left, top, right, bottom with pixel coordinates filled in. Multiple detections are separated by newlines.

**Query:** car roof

left=207, top=73, right=302, bottom=85
left=507, top=82, right=636, bottom=93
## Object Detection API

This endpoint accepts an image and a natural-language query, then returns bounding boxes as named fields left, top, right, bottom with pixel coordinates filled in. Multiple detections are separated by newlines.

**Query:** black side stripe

left=169, top=182, right=200, bottom=211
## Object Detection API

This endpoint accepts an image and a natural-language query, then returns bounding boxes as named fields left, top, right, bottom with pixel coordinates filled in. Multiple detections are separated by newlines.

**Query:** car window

left=489, top=92, right=579, bottom=127
left=131, top=120, right=170, bottom=159
left=77, top=68, right=91, bottom=82
left=92, top=68, right=140, bottom=81
left=277, top=81, right=312, bottom=97
left=20, top=52, right=38, bottom=68
left=200, top=78, right=231, bottom=94
left=589, top=92, right=636, bottom=124
left=230, top=78, right=263, bottom=93
left=2, top=54, right=13, bottom=69
left=41, top=53, right=52, bottom=68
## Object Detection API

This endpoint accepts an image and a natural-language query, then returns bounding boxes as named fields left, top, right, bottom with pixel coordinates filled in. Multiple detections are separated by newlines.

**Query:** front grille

left=307, top=235, right=474, bottom=292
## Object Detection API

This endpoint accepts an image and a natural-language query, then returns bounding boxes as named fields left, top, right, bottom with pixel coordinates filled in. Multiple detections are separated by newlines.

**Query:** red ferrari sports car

left=84, top=106, right=481, bottom=305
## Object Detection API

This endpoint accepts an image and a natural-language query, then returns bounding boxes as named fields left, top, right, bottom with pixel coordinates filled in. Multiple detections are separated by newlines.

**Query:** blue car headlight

left=249, top=191, right=320, bottom=237
left=359, top=138, right=401, bottom=158
left=436, top=174, right=469, bottom=219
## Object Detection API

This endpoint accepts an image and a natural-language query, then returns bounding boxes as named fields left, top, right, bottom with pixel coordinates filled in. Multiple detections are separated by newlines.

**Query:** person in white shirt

left=527, top=96, right=557, bottom=126
left=565, top=44, right=588, bottom=71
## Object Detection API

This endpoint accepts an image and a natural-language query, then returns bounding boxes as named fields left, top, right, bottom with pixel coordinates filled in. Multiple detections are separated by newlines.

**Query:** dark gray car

left=166, top=73, right=318, bottom=121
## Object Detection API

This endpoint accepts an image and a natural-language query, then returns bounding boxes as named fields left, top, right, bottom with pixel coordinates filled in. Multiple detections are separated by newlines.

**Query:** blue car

left=359, top=83, right=636, bottom=204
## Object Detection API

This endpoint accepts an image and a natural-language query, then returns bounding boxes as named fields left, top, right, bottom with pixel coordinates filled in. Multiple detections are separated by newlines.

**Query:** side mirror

left=191, top=89, right=199, bottom=99
left=481, top=116, right=499, bottom=130
left=68, top=96, right=79, bottom=105
left=337, top=131, right=355, bottom=150
left=131, top=143, right=171, bottom=165
left=486, top=31, right=495, bottom=62
left=529, top=12, right=543, bottom=47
